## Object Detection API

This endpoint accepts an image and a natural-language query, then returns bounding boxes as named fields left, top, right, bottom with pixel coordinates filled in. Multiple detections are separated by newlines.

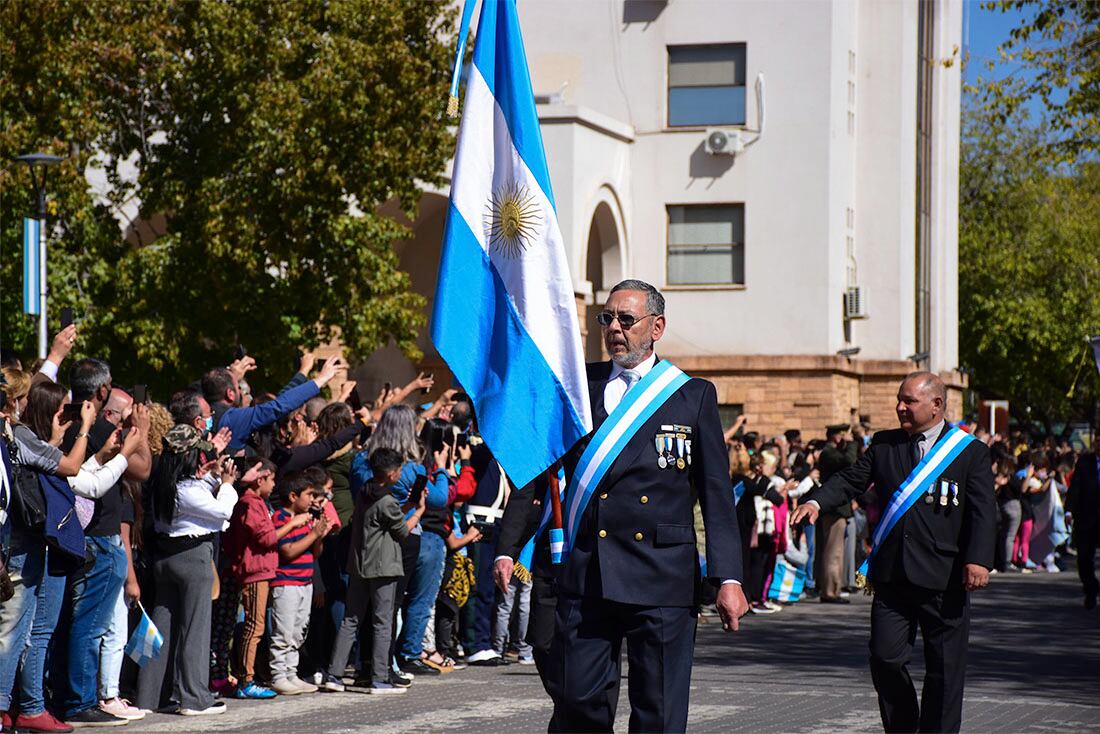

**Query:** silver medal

left=658, top=456, right=668, bottom=469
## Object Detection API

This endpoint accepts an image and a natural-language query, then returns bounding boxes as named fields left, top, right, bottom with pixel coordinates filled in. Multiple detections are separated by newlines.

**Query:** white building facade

left=380, top=0, right=967, bottom=437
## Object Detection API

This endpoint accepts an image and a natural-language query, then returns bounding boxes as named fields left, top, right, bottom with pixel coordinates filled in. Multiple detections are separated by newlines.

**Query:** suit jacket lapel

left=589, top=362, right=612, bottom=430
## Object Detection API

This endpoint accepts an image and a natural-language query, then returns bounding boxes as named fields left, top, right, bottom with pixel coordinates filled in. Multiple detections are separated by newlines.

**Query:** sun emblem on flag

left=485, top=183, right=541, bottom=258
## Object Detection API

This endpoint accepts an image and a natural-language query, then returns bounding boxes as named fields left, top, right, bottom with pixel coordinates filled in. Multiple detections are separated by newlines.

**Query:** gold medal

left=676, top=457, right=686, bottom=470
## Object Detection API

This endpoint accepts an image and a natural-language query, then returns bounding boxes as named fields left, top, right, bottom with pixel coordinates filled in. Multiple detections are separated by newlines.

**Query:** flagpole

left=548, top=464, right=563, bottom=535
left=16, top=153, right=64, bottom=358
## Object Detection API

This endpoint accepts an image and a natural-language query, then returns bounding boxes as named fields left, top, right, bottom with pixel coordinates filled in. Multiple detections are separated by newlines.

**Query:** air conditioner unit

left=704, top=129, right=744, bottom=156
left=844, top=287, right=868, bottom=320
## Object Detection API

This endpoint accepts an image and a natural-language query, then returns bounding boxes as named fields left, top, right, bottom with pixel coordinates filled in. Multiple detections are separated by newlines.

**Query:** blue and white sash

left=856, top=426, right=976, bottom=587
left=514, top=360, right=690, bottom=573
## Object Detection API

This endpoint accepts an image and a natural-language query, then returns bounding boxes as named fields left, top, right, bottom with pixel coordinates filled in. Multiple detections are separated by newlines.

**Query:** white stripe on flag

left=449, top=66, right=590, bottom=430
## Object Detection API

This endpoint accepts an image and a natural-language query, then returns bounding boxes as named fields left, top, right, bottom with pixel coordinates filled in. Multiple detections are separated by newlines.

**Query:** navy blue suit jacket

left=547, top=361, right=743, bottom=607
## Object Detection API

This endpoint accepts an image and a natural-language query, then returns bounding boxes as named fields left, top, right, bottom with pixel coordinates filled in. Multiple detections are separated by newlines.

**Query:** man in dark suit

left=791, top=372, right=996, bottom=734
left=1066, top=438, right=1100, bottom=609
left=496, top=279, right=747, bottom=733
left=815, top=423, right=860, bottom=603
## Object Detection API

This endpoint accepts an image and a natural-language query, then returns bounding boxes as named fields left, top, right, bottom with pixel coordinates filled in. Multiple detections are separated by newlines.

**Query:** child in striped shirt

left=269, top=471, right=332, bottom=695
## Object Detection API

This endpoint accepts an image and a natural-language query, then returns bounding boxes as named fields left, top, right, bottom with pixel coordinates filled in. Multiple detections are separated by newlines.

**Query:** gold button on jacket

left=598, top=529, right=607, bottom=538
left=634, top=532, right=644, bottom=541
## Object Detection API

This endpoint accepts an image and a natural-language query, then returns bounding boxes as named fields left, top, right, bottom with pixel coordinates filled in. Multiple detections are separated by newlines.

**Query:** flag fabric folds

left=767, top=558, right=806, bottom=603
left=124, top=603, right=164, bottom=667
left=431, top=0, right=592, bottom=490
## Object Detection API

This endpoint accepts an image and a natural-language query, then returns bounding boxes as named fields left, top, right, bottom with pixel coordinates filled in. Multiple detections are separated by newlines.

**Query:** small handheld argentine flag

left=767, top=558, right=806, bottom=603
left=124, top=603, right=163, bottom=667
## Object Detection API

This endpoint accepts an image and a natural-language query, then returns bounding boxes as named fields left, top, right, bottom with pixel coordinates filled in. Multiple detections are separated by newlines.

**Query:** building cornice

left=536, top=104, right=635, bottom=143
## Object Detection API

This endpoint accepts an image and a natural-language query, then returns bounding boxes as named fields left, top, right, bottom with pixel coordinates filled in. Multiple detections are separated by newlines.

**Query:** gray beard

left=610, top=341, right=653, bottom=369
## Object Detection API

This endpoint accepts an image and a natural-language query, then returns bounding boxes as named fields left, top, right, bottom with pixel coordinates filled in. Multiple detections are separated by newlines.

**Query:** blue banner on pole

left=23, top=218, right=41, bottom=315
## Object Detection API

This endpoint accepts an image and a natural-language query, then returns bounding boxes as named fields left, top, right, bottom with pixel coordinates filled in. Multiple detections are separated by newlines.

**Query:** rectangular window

left=668, top=44, right=746, bottom=127
left=667, top=204, right=745, bottom=286
left=718, top=404, right=744, bottom=433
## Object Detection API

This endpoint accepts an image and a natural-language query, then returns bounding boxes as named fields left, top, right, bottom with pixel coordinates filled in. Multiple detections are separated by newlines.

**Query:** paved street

left=123, top=570, right=1098, bottom=733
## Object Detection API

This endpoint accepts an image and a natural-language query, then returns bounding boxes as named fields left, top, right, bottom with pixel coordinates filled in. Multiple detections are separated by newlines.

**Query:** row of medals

left=926, top=479, right=959, bottom=507
left=655, top=432, right=692, bottom=470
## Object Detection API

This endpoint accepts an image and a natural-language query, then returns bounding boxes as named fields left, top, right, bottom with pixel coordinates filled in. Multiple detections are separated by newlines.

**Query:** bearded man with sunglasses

left=496, top=279, right=747, bottom=733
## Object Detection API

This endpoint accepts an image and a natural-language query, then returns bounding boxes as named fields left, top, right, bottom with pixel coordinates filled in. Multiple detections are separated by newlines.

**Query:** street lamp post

left=16, top=153, right=64, bottom=359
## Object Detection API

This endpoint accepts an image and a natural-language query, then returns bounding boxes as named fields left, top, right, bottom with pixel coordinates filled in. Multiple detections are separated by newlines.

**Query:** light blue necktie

left=621, top=369, right=641, bottom=393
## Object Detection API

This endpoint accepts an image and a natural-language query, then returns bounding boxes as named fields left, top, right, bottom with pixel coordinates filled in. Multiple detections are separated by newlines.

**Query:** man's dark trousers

left=1075, top=525, right=1100, bottom=598
left=869, top=581, right=969, bottom=733
left=467, top=525, right=499, bottom=654
left=547, top=594, right=695, bottom=733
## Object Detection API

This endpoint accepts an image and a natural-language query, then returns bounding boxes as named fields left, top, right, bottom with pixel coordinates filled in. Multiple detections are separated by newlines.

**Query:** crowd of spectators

left=0, top=327, right=1095, bottom=732
left=0, top=327, right=521, bottom=731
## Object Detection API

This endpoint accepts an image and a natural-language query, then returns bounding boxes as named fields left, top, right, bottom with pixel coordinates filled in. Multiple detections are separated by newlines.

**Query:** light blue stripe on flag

left=431, top=0, right=591, bottom=490
left=23, top=218, right=40, bottom=315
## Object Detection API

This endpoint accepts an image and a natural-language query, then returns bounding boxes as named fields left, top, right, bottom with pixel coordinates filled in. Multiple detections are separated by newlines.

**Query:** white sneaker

left=763, top=600, right=783, bottom=612
left=517, top=655, right=536, bottom=666
left=288, top=676, right=318, bottom=694
left=100, top=698, right=146, bottom=721
left=311, top=671, right=324, bottom=686
left=272, top=679, right=303, bottom=696
left=466, top=649, right=501, bottom=663
left=180, top=700, right=227, bottom=716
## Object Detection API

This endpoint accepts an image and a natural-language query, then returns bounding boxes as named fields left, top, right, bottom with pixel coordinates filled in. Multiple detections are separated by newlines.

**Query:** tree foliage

left=973, top=1, right=1100, bottom=159
left=1, top=0, right=455, bottom=396
left=959, top=107, right=1100, bottom=429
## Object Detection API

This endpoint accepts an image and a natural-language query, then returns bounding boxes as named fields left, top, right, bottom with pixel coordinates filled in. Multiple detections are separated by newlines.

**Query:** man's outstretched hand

left=716, top=582, right=749, bottom=632
left=789, top=502, right=819, bottom=526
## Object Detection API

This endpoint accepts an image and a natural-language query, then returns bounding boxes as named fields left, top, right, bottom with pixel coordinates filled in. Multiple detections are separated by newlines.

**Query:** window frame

left=666, top=43, right=748, bottom=129
left=664, top=203, right=747, bottom=291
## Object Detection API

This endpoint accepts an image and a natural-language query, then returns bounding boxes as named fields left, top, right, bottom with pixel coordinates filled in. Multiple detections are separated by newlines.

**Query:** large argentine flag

left=431, top=0, right=592, bottom=490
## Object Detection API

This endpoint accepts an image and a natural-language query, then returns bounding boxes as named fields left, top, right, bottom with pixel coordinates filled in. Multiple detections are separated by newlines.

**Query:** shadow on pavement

left=692, top=571, right=1099, bottom=707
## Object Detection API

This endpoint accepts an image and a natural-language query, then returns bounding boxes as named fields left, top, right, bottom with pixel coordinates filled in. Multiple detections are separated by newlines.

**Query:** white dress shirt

left=603, top=353, right=658, bottom=414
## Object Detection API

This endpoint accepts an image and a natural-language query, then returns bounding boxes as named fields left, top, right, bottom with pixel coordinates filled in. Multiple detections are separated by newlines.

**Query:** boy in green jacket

left=321, top=447, right=425, bottom=694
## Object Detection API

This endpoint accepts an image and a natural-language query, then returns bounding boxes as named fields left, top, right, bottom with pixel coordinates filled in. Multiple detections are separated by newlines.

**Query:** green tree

left=1, top=0, right=455, bottom=396
left=974, top=1, right=1100, bottom=159
left=959, top=107, right=1100, bottom=430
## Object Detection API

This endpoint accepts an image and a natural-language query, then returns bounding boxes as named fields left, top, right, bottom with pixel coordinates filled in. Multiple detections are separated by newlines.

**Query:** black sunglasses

left=596, top=311, right=657, bottom=330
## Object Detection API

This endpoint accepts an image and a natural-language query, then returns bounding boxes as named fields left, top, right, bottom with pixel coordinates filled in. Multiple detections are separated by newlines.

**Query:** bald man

left=791, top=372, right=996, bottom=733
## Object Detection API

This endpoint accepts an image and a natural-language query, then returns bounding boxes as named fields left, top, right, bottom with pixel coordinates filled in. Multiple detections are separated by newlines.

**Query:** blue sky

left=962, top=0, right=1044, bottom=117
